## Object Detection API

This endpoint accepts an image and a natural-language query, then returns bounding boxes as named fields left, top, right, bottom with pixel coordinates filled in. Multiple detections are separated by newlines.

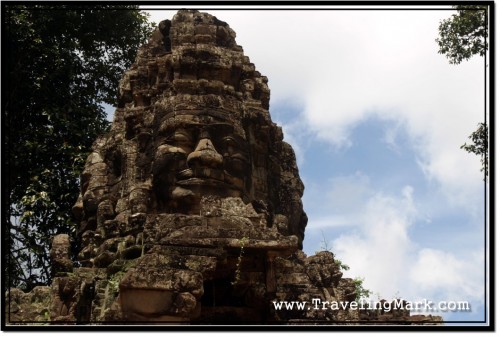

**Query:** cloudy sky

left=135, top=5, right=488, bottom=324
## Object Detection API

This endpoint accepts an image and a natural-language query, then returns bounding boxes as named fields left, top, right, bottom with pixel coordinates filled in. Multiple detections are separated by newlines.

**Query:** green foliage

left=353, top=277, right=372, bottom=302
left=108, top=270, right=127, bottom=296
left=334, top=257, right=371, bottom=302
left=436, top=5, right=488, bottom=65
left=232, top=237, right=248, bottom=285
left=334, top=258, right=350, bottom=272
left=461, top=123, right=488, bottom=178
left=4, top=4, right=155, bottom=291
left=333, top=258, right=370, bottom=302
left=436, top=6, right=489, bottom=179
left=317, top=232, right=371, bottom=302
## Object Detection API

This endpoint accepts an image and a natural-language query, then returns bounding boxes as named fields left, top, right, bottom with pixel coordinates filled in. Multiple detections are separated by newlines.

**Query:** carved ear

left=158, top=20, right=172, bottom=51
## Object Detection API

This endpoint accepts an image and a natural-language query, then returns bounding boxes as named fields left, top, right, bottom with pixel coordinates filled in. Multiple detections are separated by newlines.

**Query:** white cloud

left=382, top=120, right=405, bottom=154
left=327, top=185, right=484, bottom=317
left=307, top=215, right=358, bottom=229
left=410, top=248, right=484, bottom=302
left=302, top=170, right=484, bottom=318
left=324, top=171, right=372, bottom=213
left=302, top=171, right=373, bottom=230
left=332, top=186, right=416, bottom=297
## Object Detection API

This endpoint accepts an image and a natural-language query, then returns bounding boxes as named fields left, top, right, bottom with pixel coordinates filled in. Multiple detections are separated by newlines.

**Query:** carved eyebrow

left=220, top=136, right=250, bottom=157
left=159, top=120, right=246, bottom=145
left=203, top=123, right=234, bottom=136
left=165, top=129, right=194, bottom=142
left=221, top=135, right=243, bottom=146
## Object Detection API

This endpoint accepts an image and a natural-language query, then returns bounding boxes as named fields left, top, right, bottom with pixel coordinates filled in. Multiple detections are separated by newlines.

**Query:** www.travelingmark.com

left=272, top=298, right=471, bottom=313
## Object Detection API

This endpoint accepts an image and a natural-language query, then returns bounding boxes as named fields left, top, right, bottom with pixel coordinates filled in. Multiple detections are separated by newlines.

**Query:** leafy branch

left=232, top=237, right=249, bottom=285
left=461, top=123, right=488, bottom=179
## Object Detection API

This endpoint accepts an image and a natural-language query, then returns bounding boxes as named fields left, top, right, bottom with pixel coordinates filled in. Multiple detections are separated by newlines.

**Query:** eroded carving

left=6, top=9, right=441, bottom=325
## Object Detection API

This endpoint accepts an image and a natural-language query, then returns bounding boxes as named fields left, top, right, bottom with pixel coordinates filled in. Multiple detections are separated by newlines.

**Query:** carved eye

left=166, top=130, right=192, bottom=144
left=222, top=136, right=239, bottom=155
left=164, top=129, right=194, bottom=155
left=221, top=136, right=249, bottom=175
left=153, top=144, right=188, bottom=174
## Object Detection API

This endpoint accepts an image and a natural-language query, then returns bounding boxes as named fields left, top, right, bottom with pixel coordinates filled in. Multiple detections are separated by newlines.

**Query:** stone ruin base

left=5, top=233, right=442, bottom=325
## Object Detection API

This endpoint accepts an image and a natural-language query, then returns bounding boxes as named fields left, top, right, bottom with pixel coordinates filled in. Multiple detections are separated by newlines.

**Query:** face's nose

left=186, top=130, right=223, bottom=169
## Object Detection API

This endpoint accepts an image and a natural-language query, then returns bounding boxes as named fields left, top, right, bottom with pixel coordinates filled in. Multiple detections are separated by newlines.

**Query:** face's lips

left=176, top=177, right=228, bottom=187
left=175, top=177, right=245, bottom=201
left=177, top=168, right=194, bottom=180
left=176, top=167, right=224, bottom=181
left=175, top=168, right=246, bottom=193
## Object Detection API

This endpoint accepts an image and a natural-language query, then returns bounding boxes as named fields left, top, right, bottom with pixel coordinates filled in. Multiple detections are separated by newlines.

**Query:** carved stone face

left=152, top=111, right=252, bottom=214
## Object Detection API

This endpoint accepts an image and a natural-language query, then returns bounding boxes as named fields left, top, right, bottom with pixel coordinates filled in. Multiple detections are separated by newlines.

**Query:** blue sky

left=126, top=6, right=489, bottom=325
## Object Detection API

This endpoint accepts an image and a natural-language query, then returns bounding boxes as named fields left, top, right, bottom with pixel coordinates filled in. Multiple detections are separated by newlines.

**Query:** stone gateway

left=6, top=10, right=441, bottom=325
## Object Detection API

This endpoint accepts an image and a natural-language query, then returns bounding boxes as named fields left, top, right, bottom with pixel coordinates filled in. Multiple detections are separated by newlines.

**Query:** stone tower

left=68, top=8, right=328, bottom=323
left=6, top=10, right=441, bottom=325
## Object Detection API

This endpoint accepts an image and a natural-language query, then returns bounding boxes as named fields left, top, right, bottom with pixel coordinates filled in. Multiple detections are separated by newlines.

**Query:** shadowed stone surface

left=6, top=10, right=442, bottom=325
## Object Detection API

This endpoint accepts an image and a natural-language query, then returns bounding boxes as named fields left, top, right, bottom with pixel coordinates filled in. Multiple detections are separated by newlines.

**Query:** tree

left=461, top=123, right=488, bottom=178
left=436, top=5, right=489, bottom=177
left=436, top=5, right=488, bottom=65
left=4, top=4, right=155, bottom=291
left=353, top=277, right=372, bottom=303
